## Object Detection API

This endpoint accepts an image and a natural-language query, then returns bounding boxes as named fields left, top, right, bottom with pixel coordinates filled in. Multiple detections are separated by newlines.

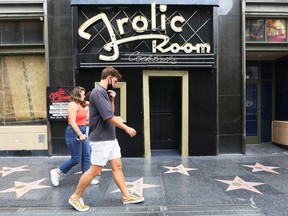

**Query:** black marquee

left=72, top=2, right=218, bottom=68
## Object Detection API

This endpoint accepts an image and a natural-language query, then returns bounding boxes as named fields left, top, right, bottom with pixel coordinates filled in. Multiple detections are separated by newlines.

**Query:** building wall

left=244, top=0, right=288, bottom=145
left=275, top=56, right=288, bottom=120
left=218, top=0, right=243, bottom=153
left=189, top=68, right=217, bottom=155
left=46, top=0, right=243, bottom=156
left=0, top=1, right=48, bottom=156
left=47, top=0, right=74, bottom=155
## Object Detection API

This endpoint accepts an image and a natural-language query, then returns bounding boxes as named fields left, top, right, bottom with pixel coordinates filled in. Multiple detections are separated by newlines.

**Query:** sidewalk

left=0, top=143, right=288, bottom=215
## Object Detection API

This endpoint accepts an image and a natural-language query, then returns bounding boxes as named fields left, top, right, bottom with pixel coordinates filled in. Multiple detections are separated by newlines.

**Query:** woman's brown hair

left=70, top=86, right=85, bottom=103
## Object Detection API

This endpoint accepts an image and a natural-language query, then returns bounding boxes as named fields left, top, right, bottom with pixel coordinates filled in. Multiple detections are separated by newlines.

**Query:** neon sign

left=78, top=3, right=211, bottom=62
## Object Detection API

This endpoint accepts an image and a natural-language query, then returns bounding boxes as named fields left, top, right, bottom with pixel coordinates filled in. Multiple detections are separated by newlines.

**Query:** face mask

left=107, top=77, right=114, bottom=91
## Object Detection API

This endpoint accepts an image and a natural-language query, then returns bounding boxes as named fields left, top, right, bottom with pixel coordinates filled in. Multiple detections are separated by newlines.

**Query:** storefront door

left=149, top=77, right=182, bottom=150
left=246, top=63, right=261, bottom=144
left=245, top=61, right=274, bottom=144
left=246, top=81, right=260, bottom=143
left=143, top=70, right=189, bottom=157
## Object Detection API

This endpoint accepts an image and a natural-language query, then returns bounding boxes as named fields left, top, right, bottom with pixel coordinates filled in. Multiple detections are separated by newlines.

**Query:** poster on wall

left=47, top=87, right=73, bottom=121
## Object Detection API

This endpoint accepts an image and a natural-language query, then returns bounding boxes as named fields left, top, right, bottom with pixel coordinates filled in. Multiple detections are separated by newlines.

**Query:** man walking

left=69, top=66, right=144, bottom=212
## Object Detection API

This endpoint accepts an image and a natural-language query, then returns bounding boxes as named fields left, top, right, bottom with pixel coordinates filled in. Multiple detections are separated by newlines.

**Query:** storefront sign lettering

left=128, top=51, right=177, bottom=64
left=47, top=87, right=73, bottom=121
left=49, top=88, right=70, bottom=103
left=78, top=3, right=211, bottom=61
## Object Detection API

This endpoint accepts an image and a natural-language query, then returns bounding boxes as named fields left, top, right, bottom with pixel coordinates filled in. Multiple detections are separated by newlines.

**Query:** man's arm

left=107, top=116, right=136, bottom=137
left=107, top=90, right=115, bottom=113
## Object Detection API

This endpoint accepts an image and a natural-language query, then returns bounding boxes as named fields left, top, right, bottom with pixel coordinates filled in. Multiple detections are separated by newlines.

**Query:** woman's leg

left=59, top=127, right=82, bottom=174
left=81, top=138, right=91, bottom=173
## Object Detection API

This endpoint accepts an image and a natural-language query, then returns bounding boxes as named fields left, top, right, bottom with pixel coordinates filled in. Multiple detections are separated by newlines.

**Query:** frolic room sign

left=75, top=3, right=215, bottom=67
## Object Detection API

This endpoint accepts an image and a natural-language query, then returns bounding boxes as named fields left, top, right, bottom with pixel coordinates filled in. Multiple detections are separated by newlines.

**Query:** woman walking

left=50, top=86, right=98, bottom=186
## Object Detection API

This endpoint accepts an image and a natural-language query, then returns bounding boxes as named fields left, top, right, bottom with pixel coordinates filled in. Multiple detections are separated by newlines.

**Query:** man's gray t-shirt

left=88, top=85, right=116, bottom=141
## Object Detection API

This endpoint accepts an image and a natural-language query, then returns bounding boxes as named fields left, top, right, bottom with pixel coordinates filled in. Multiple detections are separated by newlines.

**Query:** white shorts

left=90, top=139, right=121, bottom=166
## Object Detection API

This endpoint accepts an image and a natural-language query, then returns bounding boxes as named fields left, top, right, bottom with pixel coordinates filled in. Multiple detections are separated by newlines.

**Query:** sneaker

left=90, top=178, right=99, bottom=185
left=122, top=195, right=144, bottom=204
left=50, top=169, right=60, bottom=187
left=69, top=196, right=90, bottom=212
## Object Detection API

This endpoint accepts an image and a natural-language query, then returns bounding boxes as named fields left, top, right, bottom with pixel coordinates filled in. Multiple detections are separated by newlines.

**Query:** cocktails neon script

left=78, top=3, right=211, bottom=61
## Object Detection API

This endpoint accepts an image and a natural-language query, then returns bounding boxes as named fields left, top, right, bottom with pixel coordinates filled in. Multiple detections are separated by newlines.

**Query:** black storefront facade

left=62, top=0, right=237, bottom=157
left=0, top=0, right=244, bottom=157
left=3, top=0, right=288, bottom=157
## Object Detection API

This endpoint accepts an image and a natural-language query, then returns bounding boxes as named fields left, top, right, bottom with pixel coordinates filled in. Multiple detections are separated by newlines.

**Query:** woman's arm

left=84, top=102, right=89, bottom=125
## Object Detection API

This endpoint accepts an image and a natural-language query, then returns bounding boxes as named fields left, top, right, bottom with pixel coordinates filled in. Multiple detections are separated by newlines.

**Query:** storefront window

left=0, top=21, right=43, bottom=45
left=23, top=22, right=43, bottom=44
left=0, top=56, right=47, bottom=125
left=246, top=19, right=265, bottom=41
left=266, top=19, right=286, bottom=42
left=1, top=22, right=22, bottom=44
left=246, top=18, right=287, bottom=42
left=246, top=65, right=259, bottom=80
left=0, top=17, right=46, bottom=126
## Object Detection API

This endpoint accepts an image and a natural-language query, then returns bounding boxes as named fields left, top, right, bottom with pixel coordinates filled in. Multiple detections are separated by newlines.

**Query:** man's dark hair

left=101, top=66, right=122, bottom=80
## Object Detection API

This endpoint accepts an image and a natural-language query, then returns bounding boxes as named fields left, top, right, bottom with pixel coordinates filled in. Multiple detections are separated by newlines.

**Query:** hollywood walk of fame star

left=111, top=178, right=160, bottom=196
left=74, top=168, right=112, bottom=175
left=0, top=178, right=51, bottom=198
left=215, top=176, right=265, bottom=194
left=163, top=164, right=198, bottom=176
left=242, top=162, right=280, bottom=174
left=0, top=165, right=30, bottom=177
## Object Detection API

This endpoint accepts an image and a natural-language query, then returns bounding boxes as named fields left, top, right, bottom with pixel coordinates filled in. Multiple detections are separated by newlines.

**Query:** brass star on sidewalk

left=242, top=162, right=280, bottom=174
left=215, top=176, right=265, bottom=194
left=111, top=177, right=160, bottom=196
left=163, top=164, right=198, bottom=176
left=0, top=178, right=50, bottom=198
left=0, top=165, right=30, bottom=177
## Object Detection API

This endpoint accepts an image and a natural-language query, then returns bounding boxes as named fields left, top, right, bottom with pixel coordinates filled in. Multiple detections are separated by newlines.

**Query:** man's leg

left=69, top=165, right=102, bottom=211
left=109, top=158, right=130, bottom=198
left=109, top=158, right=144, bottom=204
left=72, top=164, right=102, bottom=199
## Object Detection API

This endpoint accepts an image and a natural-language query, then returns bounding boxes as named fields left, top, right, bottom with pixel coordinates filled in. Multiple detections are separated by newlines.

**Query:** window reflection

left=2, top=22, right=22, bottom=44
left=23, top=22, right=43, bottom=44
left=246, top=19, right=265, bottom=41
left=267, top=19, right=286, bottom=42
left=0, top=21, right=43, bottom=45
left=246, top=66, right=259, bottom=79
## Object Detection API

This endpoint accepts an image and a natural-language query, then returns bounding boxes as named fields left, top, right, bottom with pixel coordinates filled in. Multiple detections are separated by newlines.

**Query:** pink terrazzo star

left=0, top=178, right=50, bottom=198
left=0, top=165, right=30, bottom=177
left=215, top=176, right=265, bottom=194
left=111, top=177, right=160, bottom=196
left=242, top=162, right=280, bottom=174
left=163, top=164, right=198, bottom=176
